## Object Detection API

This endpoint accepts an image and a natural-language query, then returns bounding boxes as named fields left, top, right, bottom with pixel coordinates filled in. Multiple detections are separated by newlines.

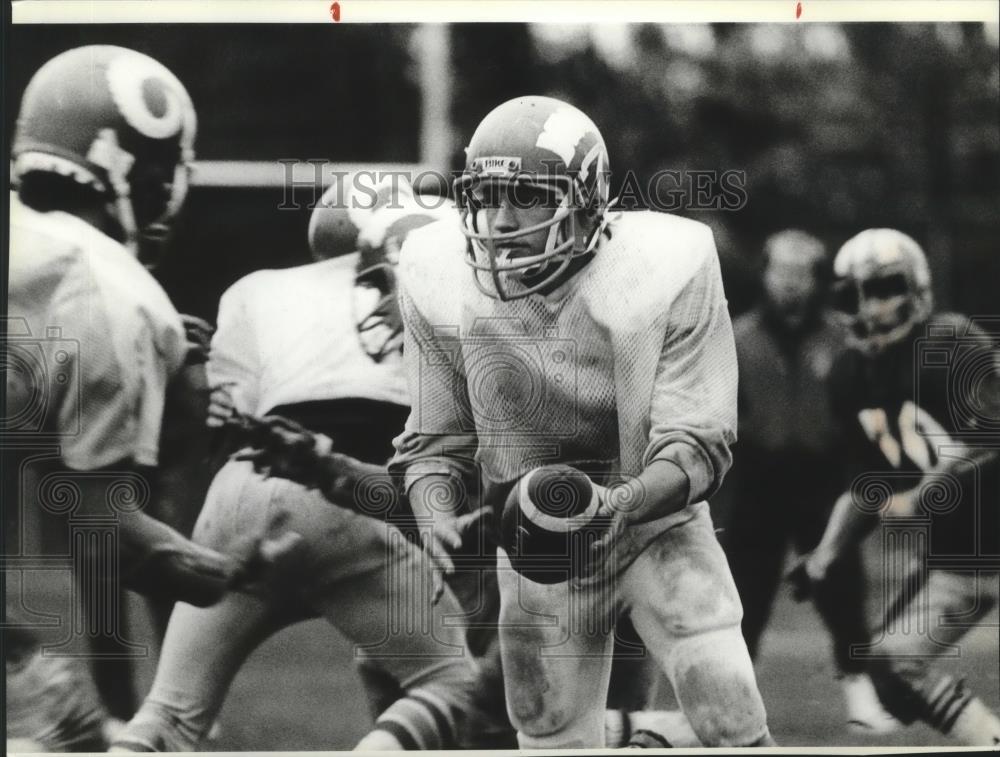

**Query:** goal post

left=189, top=160, right=447, bottom=200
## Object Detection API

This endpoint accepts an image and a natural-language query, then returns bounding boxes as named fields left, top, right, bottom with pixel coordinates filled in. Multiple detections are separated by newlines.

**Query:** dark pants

left=714, top=445, right=870, bottom=674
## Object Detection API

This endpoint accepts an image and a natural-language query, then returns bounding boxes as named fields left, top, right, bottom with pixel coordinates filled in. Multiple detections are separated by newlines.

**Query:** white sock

left=604, top=710, right=627, bottom=748
left=948, top=697, right=1000, bottom=746
left=842, top=672, right=900, bottom=734
left=353, top=728, right=405, bottom=751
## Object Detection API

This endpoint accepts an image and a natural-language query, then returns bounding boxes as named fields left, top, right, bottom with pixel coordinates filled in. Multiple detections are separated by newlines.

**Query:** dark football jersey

left=828, top=313, right=999, bottom=565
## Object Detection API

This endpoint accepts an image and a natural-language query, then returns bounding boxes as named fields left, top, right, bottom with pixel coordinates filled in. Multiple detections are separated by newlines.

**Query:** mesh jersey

left=207, top=254, right=409, bottom=416
left=390, top=210, right=738, bottom=560
left=7, top=193, right=187, bottom=469
left=828, top=312, right=1000, bottom=562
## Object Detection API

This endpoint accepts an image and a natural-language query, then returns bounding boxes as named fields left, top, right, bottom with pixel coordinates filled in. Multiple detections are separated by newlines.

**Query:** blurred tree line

left=6, top=23, right=998, bottom=320
left=451, top=23, right=999, bottom=318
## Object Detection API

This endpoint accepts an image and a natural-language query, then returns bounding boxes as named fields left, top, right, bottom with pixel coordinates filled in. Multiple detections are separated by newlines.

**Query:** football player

left=791, top=229, right=1000, bottom=745
left=398, top=95, right=775, bottom=748
left=717, top=230, right=895, bottom=732
left=111, top=179, right=499, bottom=752
left=261, top=95, right=773, bottom=748
left=6, top=46, right=289, bottom=751
left=225, top=190, right=714, bottom=747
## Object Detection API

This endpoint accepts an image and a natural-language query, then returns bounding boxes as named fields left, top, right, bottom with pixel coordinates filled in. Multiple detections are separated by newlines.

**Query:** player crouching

left=238, top=98, right=776, bottom=747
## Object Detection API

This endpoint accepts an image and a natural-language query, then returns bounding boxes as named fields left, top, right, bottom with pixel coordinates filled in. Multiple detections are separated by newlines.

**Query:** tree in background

left=496, top=23, right=999, bottom=317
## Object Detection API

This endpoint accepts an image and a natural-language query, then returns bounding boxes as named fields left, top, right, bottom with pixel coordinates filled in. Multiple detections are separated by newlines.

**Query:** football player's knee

left=508, top=697, right=570, bottom=739
left=504, top=669, right=605, bottom=747
left=683, top=688, right=769, bottom=747
left=635, top=541, right=743, bottom=637
left=670, top=636, right=769, bottom=747
left=511, top=703, right=604, bottom=749
left=869, top=658, right=973, bottom=730
left=499, top=663, right=588, bottom=743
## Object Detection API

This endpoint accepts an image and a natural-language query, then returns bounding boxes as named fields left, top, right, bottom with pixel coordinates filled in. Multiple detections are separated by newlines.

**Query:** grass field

left=13, top=543, right=1000, bottom=751
left=200, top=593, right=997, bottom=750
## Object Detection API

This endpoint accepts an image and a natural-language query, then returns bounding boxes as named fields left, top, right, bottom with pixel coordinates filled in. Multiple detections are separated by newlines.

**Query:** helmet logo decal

left=536, top=108, right=593, bottom=165
left=106, top=55, right=185, bottom=140
left=473, top=156, right=522, bottom=176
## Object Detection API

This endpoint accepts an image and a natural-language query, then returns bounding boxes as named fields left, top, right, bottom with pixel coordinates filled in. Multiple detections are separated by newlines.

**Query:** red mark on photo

left=330, top=1, right=341, bottom=22
left=795, top=2, right=802, bottom=19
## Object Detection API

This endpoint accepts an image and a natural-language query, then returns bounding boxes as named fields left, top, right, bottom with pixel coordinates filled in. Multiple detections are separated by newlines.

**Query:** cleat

left=627, top=728, right=673, bottom=748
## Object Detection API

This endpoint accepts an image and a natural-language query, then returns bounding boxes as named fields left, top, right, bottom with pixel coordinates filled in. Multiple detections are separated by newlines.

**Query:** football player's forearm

left=612, top=459, right=690, bottom=525
left=924, top=446, right=997, bottom=494
left=408, top=473, right=466, bottom=523
left=119, top=511, right=237, bottom=607
left=813, top=490, right=880, bottom=564
left=314, top=451, right=390, bottom=511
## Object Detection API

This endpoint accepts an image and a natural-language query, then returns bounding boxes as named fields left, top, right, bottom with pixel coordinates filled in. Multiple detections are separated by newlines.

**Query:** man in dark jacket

left=717, top=230, right=896, bottom=733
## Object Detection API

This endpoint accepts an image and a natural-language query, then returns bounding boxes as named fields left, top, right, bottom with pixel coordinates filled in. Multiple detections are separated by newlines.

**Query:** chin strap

left=582, top=196, right=620, bottom=255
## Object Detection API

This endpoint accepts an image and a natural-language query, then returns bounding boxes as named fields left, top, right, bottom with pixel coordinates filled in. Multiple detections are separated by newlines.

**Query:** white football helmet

left=454, top=96, right=612, bottom=301
left=831, top=228, right=933, bottom=354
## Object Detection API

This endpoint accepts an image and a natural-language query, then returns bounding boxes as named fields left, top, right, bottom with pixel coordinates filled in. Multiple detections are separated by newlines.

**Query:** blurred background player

left=111, top=178, right=496, bottom=752
left=386, top=95, right=774, bottom=748
left=714, top=230, right=894, bottom=732
left=792, top=228, right=1000, bottom=746
left=5, top=46, right=288, bottom=751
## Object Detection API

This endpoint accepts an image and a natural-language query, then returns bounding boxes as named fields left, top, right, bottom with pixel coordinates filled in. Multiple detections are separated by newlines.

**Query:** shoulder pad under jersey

left=585, top=210, right=718, bottom=322
left=397, top=218, right=468, bottom=326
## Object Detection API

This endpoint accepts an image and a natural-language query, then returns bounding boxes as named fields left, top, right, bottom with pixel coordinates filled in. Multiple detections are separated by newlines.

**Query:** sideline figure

left=717, top=231, right=892, bottom=732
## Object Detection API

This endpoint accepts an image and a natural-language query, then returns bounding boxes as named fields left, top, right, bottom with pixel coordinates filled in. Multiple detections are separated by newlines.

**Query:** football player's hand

left=575, top=486, right=627, bottom=589
left=786, top=550, right=831, bottom=602
left=124, top=538, right=236, bottom=608
left=116, top=511, right=301, bottom=609
left=423, top=508, right=491, bottom=606
left=207, top=381, right=238, bottom=428
left=180, top=314, right=215, bottom=365
left=227, top=512, right=309, bottom=600
left=231, top=414, right=330, bottom=489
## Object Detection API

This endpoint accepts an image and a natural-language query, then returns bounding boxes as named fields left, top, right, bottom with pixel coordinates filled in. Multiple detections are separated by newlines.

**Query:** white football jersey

left=391, top=210, right=739, bottom=553
left=207, top=254, right=409, bottom=415
left=7, top=194, right=187, bottom=469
